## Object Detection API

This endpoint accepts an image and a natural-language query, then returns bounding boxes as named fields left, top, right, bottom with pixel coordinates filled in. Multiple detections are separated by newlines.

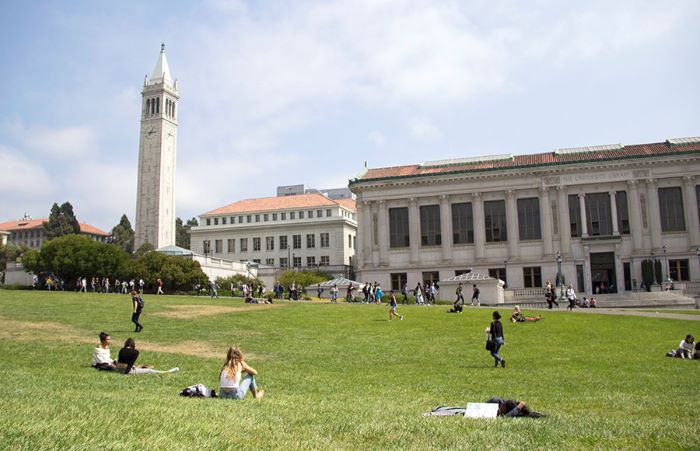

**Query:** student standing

left=156, top=278, right=164, bottom=295
left=471, top=284, right=481, bottom=306
left=489, top=311, right=505, bottom=368
left=131, top=290, right=144, bottom=333
left=566, top=284, right=577, bottom=310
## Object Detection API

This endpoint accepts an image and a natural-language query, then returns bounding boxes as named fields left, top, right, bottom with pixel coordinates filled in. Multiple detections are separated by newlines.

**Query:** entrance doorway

left=590, top=252, right=617, bottom=294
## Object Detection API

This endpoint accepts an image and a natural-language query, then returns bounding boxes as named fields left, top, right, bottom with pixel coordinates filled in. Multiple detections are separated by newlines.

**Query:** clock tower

left=135, top=43, right=179, bottom=250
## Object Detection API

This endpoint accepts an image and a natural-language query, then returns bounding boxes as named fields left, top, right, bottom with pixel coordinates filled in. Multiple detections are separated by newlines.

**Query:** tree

left=29, top=235, right=130, bottom=283
left=135, top=242, right=155, bottom=256
left=43, top=201, right=81, bottom=239
left=277, top=269, right=333, bottom=289
left=176, top=217, right=198, bottom=249
left=109, top=214, right=135, bottom=254
left=0, top=242, right=29, bottom=270
left=128, top=251, right=207, bottom=292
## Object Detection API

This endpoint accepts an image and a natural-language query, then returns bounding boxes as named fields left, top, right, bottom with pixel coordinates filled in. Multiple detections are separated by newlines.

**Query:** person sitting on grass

left=485, top=397, right=544, bottom=417
left=694, top=342, right=700, bottom=360
left=669, top=335, right=695, bottom=359
left=589, top=298, right=597, bottom=308
left=91, top=332, right=116, bottom=371
left=245, top=295, right=259, bottom=304
left=219, top=346, right=264, bottom=400
left=117, top=338, right=179, bottom=374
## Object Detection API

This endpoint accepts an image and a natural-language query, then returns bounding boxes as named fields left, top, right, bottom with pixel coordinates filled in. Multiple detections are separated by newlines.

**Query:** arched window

left=146, top=99, right=150, bottom=115
left=156, top=97, right=160, bottom=114
left=172, top=102, right=175, bottom=118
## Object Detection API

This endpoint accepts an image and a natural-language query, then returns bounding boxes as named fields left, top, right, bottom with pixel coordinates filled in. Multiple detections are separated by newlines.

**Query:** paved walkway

left=532, top=307, right=700, bottom=321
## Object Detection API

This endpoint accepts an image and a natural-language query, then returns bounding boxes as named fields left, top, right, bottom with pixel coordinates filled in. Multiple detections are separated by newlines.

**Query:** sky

left=1, top=0, right=698, bottom=233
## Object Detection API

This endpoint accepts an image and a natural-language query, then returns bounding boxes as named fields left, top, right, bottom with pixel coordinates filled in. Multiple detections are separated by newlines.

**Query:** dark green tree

left=176, top=217, right=198, bottom=249
left=135, top=242, right=155, bottom=256
left=127, top=251, right=207, bottom=292
left=277, top=269, right=333, bottom=289
left=43, top=201, right=81, bottom=239
left=109, top=214, right=135, bottom=254
left=29, top=234, right=130, bottom=283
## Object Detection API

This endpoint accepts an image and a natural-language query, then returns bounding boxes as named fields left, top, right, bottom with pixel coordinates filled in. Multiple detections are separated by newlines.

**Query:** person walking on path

left=544, top=281, right=559, bottom=308
left=401, top=283, right=409, bottom=304
left=388, top=291, right=404, bottom=321
left=156, top=278, right=164, bottom=295
left=455, top=283, right=465, bottom=306
left=219, top=346, right=264, bottom=400
left=566, top=284, right=577, bottom=310
left=330, top=285, right=338, bottom=303
left=131, top=290, right=144, bottom=333
left=489, top=311, right=505, bottom=368
left=471, top=284, right=481, bottom=306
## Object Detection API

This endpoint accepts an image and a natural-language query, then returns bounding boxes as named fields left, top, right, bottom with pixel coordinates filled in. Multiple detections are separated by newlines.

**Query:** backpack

left=180, top=384, right=216, bottom=398
left=134, top=295, right=145, bottom=310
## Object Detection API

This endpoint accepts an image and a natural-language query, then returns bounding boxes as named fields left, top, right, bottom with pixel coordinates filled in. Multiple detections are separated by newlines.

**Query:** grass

left=0, top=290, right=698, bottom=450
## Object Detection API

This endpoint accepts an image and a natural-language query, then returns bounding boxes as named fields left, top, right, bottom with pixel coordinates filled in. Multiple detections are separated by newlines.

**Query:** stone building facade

left=190, top=193, right=357, bottom=273
left=349, top=137, right=700, bottom=296
left=0, top=217, right=108, bottom=249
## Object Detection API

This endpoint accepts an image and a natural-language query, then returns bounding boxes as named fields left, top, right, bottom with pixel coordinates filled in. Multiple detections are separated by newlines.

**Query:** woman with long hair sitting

left=219, top=346, right=264, bottom=400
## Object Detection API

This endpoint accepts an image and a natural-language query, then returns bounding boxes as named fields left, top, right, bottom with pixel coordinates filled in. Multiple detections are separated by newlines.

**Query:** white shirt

left=679, top=340, right=694, bottom=352
left=220, top=368, right=242, bottom=389
left=92, top=347, right=112, bottom=366
left=566, top=288, right=576, bottom=300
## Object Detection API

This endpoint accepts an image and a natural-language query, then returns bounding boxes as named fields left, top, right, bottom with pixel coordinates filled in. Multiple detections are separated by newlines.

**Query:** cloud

left=11, top=123, right=97, bottom=158
left=408, top=117, right=442, bottom=141
left=0, top=145, right=54, bottom=195
left=368, top=131, right=386, bottom=147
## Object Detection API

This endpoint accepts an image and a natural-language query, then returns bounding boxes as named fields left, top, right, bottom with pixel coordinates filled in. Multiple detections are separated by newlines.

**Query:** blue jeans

left=490, top=337, right=504, bottom=364
left=220, top=375, right=257, bottom=400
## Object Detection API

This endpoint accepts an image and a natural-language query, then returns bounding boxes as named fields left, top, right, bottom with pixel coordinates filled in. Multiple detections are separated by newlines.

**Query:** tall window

left=280, top=257, right=288, bottom=268
left=293, top=256, right=301, bottom=268
left=484, top=200, right=507, bottom=242
left=320, top=233, right=330, bottom=248
left=420, top=205, right=441, bottom=246
left=326, top=209, right=332, bottom=217
left=317, top=210, right=323, bottom=218
left=293, top=235, right=301, bottom=249
left=488, top=268, right=507, bottom=286
left=616, top=191, right=630, bottom=234
left=658, top=187, right=685, bottom=232
left=215, top=239, right=222, bottom=253
left=266, top=236, right=274, bottom=251
left=299, top=211, right=304, bottom=219
left=240, top=238, right=248, bottom=252
left=306, top=256, right=315, bottom=267
left=214, top=218, right=219, bottom=225
left=391, top=273, right=407, bottom=291
left=523, top=267, right=542, bottom=288
left=348, top=234, right=352, bottom=248
left=517, top=198, right=541, bottom=240
left=306, top=234, right=315, bottom=248
left=281, top=212, right=286, bottom=220
left=422, top=271, right=440, bottom=286
left=668, top=259, right=689, bottom=281
left=266, top=258, right=275, bottom=265
left=227, top=239, right=235, bottom=253
left=280, top=236, right=288, bottom=250
left=451, top=202, right=474, bottom=244
left=568, top=195, right=581, bottom=237
left=320, top=256, right=330, bottom=266
left=389, top=207, right=409, bottom=248
left=290, top=212, right=296, bottom=220
left=585, top=193, right=612, bottom=236
left=308, top=210, right=313, bottom=218
left=696, top=185, right=700, bottom=225
left=253, top=237, right=261, bottom=251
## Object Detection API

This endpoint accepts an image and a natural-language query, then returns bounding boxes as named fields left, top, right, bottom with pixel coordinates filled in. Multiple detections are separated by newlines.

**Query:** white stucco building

left=349, top=137, right=700, bottom=297
left=190, top=193, right=357, bottom=276
left=135, top=44, right=178, bottom=250
left=0, top=217, right=109, bottom=249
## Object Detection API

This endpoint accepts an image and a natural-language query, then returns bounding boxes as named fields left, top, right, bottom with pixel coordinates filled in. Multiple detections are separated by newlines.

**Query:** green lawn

left=0, top=290, right=698, bottom=449
left=638, top=309, right=700, bottom=315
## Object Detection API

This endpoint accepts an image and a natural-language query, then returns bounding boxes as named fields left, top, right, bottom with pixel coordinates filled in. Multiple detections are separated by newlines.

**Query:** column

left=557, top=186, right=571, bottom=255
left=439, top=195, right=452, bottom=263
left=355, top=200, right=365, bottom=268
left=627, top=180, right=643, bottom=251
left=362, top=201, right=373, bottom=265
left=540, top=187, right=553, bottom=255
left=579, top=193, right=588, bottom=237
left=682, top=176, right=700, bottom=246
left=646, top=179, right=662, bottom=250
left=408, top=198, right=420, bottom=265
left=370, top=202, right=379, bottom=267
left=377, top=200, right=389, bottom=266
left=472, top=193, right=485, bottom=259
left=506, top=190, right=519, bottom=258
left=609, top=191, right=619, bottom=236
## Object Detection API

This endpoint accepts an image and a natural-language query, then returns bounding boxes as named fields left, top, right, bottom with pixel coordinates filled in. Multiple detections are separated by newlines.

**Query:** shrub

left=277, top=269, right=333, bottom=289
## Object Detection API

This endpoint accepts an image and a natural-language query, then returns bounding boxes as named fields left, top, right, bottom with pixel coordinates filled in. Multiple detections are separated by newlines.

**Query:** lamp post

left=696, top=248, right=700, bottom=282
left=503, top=260, right=508, bottom=288
left=650, top=250, right=658, bottom=286
left=556, top=251, right=564, bottom=302
left=662, top=245, right=668, bottom=286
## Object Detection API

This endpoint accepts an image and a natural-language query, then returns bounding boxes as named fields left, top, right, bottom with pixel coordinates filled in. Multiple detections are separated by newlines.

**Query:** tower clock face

left=144, top=125, right=158, bottom=139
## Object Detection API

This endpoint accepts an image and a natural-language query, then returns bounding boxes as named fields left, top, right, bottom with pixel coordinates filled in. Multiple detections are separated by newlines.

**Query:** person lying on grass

left=117, top=338, right=179, bottom=374
left=485, top=397, right=544, bottom=417
left=510, top=306, right=542, bottom=323
left=219, top=346, right=264, bottom=400
left=91, top=331, right=117, bottom=371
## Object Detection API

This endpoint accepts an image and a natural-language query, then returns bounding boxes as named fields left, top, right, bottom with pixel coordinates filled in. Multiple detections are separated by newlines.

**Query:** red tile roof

left=204, top=193, right=356, bottom=216
left=0, top=218, right=109, bottom=236
left=354, top=140, right=700, bottom=183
